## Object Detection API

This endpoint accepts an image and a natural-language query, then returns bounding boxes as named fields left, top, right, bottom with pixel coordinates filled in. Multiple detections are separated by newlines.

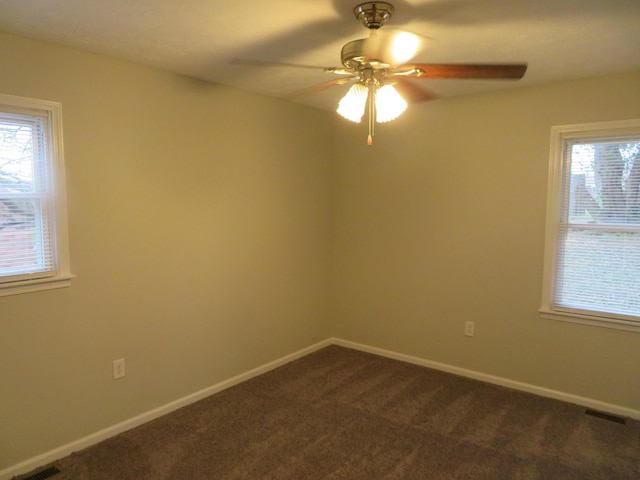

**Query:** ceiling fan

left=234, top=2, right=527, bottom=145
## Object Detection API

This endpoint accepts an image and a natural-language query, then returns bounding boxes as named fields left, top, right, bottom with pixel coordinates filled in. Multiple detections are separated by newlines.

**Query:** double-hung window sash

left=0, top=94, right=71, bottom=296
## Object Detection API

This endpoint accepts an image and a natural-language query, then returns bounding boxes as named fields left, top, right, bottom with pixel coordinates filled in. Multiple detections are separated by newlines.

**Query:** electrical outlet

left=464, top=321, right=475, bottom=337
left=113, top=358, right=126, bottom=379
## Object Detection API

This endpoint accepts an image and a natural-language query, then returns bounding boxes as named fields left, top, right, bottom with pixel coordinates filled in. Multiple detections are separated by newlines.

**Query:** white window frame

left=540, top=119, right=640, bottom=332
left=0, top=94, right=72, bottom=296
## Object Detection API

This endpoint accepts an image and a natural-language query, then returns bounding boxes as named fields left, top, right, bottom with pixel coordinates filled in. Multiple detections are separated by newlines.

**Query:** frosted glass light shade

left=337, top=83, right=368, bottom=123
left=375, top=85, right=407, bottom=123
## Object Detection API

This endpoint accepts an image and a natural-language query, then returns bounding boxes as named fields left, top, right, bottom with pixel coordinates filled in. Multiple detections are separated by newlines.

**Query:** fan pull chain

left=367, top=82, right=375, bottom=146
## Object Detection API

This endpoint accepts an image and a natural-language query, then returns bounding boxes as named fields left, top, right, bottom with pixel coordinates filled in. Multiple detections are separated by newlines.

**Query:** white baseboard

left=331, top=337, right=640, bottom=421
left=4, top=336, right=638, bottom=480
left=0, top=339, right=332, bottom=480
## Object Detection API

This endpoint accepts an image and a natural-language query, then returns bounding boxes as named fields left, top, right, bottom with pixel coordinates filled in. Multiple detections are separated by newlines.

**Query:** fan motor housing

left=341, top=39, right=390, bottom=70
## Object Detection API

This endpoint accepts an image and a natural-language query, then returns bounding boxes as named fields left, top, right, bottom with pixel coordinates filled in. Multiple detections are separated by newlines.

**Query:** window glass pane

left=568, top=141, right=640, bottom=225
left=557, top=228, right=640, bottom=317
left=0, top=198, right=53, bottom=277
left=0, top=121, right=33, bottom=192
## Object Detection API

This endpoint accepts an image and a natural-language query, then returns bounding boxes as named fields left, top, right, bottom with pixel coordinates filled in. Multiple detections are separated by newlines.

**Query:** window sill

left=539, top=308, right=640, bottom=333
left=0, top=274, right=75, bottom=297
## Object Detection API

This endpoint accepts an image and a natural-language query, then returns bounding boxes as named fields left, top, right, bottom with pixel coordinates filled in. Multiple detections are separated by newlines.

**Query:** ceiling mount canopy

left=353, top=2, right=395, bottom=30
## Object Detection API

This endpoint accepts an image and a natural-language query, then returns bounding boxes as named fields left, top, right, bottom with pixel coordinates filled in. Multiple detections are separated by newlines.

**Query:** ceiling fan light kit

left=337, top=81, right=407, bottom=144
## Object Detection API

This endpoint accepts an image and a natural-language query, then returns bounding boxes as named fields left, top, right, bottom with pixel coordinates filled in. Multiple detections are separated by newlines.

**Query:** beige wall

left=331, top=71, right=640, bottom=410
left=0, top=32, right=333, bottom=469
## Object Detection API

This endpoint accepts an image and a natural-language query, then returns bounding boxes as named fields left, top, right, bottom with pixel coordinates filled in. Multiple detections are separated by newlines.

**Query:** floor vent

left=21, top=466, right=61, bottom=480
left=585, top=409, right=627, bottom=425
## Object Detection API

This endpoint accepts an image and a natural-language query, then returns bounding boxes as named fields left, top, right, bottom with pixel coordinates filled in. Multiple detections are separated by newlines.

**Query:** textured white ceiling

left=0, top=0, right=638, bottom=110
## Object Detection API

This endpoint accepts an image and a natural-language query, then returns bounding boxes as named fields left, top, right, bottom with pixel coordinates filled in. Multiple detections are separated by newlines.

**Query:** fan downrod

left=353, top=2, right=394, bottom=29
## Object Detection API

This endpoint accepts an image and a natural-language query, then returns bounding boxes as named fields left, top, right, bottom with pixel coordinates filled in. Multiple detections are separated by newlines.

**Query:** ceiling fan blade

left=396, top=63, right=528, bottom=79
left=230, top=58, right=335, bottom=71
left=393, top=78, right=438, bottom=104
left=288, top=77, right=357, bottom=99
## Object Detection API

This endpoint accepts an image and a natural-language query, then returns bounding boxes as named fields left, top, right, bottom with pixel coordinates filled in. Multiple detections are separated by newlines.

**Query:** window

left=0, top=94, right=71, bottom=296
left=541, top=119, right=640, bottom=331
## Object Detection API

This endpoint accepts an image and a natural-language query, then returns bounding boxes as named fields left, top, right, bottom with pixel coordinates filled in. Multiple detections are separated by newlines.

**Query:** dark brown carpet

left=19, top=346, right=640, bottom=479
